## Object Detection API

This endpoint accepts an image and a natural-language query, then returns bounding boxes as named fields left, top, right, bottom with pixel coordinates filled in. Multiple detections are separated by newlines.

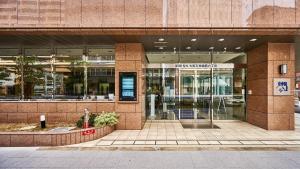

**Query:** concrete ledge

left=0, top=126, right=115, bottom=147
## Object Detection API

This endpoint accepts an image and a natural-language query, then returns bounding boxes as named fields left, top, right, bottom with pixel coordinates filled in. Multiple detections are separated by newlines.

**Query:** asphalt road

left=1, top=147, right=300, bottom=169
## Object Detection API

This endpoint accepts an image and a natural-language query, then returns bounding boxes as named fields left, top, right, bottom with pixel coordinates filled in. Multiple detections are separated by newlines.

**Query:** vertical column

left=115, top=43, right=146, bottom=130
left=247, top=43, right=295, bottom=130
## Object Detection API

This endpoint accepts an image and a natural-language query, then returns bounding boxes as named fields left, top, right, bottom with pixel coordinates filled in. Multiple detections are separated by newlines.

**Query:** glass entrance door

left=146, top=65, right=246, bottom=122
left=179, top=69, right=211, bottom=122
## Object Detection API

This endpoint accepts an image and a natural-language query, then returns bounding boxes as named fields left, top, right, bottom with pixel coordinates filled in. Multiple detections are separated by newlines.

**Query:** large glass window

left=0, top=46, right=115, bottom=101
left=55, top=48, right=85, bottom=100
left=0, top=49, right=20, bottom=100
left=23, top=49, right=53, bottom=99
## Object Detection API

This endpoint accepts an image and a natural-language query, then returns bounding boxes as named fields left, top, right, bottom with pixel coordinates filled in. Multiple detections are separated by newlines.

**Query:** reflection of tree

left=64, top=61, right=85, bottom=96
left=16, top=56, right=44, bottom=99
left=0, top=68, right=9, bottom=80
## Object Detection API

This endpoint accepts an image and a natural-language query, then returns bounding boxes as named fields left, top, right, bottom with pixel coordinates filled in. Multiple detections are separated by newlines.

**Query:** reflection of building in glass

left=0, top=47, right=115, bottom=101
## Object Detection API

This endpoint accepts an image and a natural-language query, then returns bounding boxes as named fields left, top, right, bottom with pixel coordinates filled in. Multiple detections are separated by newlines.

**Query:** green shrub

left=76, top=113, right=97, bottom=128
left=94, top=112, right=119, bottom=127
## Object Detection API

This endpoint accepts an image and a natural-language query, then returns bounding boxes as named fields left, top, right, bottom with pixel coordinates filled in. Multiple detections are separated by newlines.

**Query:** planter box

left=0, top=125, right=115, bottom=147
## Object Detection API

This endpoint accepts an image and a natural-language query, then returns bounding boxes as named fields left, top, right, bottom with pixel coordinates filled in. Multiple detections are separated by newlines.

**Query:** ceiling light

left=249, top=38, right=257, bottom=42
left=154, top=41, right=168, bottom=44
left=209, top=47, right=214, bottom=50
left=158, top=38, right=164, bottom=42
left=154, top=45, right=167, bottom=48
left=186, top=46, right=191, bottom=50
left=191, top=38, right=197, bottom=42
left=158, top=46, right=164, bottom=50
left=235, top=47, right=241, bottom=50
left=218, top=38, right=224, bottom=42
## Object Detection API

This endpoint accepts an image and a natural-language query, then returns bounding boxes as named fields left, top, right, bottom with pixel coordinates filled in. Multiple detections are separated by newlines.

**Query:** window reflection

left=0, top=47, right=115, bottom=101
left=0, top=49, right=20, bottom=100
left=55, top=48, right=84, bottom=100
left=87, top=67, right=115, bottom=100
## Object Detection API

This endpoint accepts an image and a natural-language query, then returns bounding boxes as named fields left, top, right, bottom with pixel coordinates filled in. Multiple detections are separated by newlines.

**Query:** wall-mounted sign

left=119, top=72, right=137, bottom=101
left=175, top=63, right=234, bottom=69
left=274, top=78, right=291, bottom=95
left=147, top=63, right=235, bottom=69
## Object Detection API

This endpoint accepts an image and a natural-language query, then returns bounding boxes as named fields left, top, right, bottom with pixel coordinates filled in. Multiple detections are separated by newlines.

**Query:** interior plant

left=76, top=113, right=97, bottom=128
left=94, top=112, right=119, bottom=127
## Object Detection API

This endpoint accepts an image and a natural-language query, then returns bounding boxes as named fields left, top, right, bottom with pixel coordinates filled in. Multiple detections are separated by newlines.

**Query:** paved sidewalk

left=69, top=113, right=300, bottom=147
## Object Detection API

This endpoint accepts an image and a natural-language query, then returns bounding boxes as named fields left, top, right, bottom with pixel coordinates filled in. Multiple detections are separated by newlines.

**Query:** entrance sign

left=119, top=72, right=137, bottom=101
left=274, top=78, right=291, bottom=95
left=147, top=63, right=235, bottom=69
left=175, top=63, right=234, bottom=69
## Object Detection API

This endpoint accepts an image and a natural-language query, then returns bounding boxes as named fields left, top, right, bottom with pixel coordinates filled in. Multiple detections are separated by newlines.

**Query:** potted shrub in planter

left=94, top=112, right=119, bottom=133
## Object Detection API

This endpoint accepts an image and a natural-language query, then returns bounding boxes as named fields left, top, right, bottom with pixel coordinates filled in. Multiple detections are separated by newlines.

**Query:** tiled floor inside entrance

left=71, top=114, right=300, bottom=147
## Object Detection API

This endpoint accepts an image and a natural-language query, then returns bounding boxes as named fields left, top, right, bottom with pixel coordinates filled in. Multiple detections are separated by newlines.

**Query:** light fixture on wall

left=280, top=64, right=288, bottom=74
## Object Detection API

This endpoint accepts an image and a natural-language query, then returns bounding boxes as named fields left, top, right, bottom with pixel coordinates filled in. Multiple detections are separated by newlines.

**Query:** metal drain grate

left=181, top=123, right=220, bottom=129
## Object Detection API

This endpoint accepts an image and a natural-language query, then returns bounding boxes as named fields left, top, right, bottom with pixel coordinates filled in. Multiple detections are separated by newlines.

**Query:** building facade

left=0, top=0, right=299, bottom=130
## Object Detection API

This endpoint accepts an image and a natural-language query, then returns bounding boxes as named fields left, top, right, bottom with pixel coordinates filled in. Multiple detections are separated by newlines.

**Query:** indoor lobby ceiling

left=146, top=52, right=245, bottom=64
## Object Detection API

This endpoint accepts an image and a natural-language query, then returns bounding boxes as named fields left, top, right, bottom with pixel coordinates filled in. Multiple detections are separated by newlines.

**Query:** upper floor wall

left=1, top=0, right=300, bottom=28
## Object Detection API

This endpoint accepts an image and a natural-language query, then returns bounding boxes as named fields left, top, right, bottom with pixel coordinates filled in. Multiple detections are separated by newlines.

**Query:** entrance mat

left=181, top=123, right=220, bottom=129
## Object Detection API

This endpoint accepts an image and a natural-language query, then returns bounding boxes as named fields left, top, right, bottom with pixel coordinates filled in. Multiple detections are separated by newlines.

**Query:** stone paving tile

left=134, top=141, right=146, bottom=145
left=145, top=141, right=156, bottom=145
left=96, top=140, right=114, bottom=146
left=78, top=116, right=300, bottom=147
left=156, top=141, right=167, bottom=145
left=282, top=141, right=300, bottom=145
left=261, top=141, right=285, bottom=145
left=219, top=141, right=242, bottom=145
left=113, top=141, right=134, bottom=145
left=240, top=141, right=263, bottom=145
left=166, top=141, right=177, bottom=145
left=188, top=141, right=199, bottom=145
left=177, top=141, right=189, bottom=145
left=198, top=141, right=220, bottom=145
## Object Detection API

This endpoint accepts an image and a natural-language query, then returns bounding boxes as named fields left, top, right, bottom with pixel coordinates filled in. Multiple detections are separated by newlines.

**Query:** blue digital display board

left=119, top=72, right=137, bottom=101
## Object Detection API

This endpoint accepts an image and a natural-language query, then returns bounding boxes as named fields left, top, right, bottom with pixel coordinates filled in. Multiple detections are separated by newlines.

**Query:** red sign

left=81, top=129, right=95, bottom=135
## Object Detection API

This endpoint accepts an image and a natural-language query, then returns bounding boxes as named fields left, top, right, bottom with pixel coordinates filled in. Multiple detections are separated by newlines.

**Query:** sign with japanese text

left=175, top=63, right=234, bottom=69
left=274, top=78, right=291, bottom=95
left=81, top=128, right=95, bottom=135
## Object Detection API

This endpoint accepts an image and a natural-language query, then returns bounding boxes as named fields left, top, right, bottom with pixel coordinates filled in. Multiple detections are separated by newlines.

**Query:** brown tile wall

left=115, top=43, right=146, bottom=130
left=247, top=43, right=295, bottom=130
left=0, top=0, right=300, bottom=28
left=0, top=102, right=115, bottom=123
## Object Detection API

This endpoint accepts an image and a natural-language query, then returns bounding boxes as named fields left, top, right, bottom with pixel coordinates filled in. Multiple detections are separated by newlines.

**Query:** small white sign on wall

left=273, top=78, right=291, bottom=95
